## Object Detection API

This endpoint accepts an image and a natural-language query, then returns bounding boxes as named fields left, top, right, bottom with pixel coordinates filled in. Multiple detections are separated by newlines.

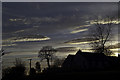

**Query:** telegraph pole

left=28, top=59, right=32, bottom=75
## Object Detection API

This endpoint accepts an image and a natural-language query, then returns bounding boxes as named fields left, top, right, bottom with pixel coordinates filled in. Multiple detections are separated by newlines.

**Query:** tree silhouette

left=2, top=58, right=26, bottom=80
left=38, top=46, right=57, bottom=68
left=14, top=58, right=25, bottom=68
left=90, top=17, right=113, bottom=56
left=35, top=62, right=41, bottom=73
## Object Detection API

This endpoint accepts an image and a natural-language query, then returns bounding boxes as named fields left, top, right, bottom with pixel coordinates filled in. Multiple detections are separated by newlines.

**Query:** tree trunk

left=46, top=58, right=50, bottom=68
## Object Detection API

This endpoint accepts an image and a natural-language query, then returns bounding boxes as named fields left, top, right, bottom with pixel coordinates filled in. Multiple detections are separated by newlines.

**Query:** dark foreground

left=29, top=70, right=120, bottom=80
left=2, top=69, right=120, bottom=80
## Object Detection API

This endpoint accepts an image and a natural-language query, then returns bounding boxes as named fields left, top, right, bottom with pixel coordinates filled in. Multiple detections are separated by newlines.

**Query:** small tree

left=35, top=62, right=41, bottom=73
left=2, top=58, right=26, bottom=80
left=13, top=58, right=26, bottom=76
left=90, top=17, right=113, bottom=56
left=14, top=58, right=25, bottom=68
left=38, top=46, right=57, bottom=68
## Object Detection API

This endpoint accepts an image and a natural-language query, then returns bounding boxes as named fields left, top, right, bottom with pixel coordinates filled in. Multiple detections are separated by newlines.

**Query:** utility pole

left=28, top=59, right=32, bottom=75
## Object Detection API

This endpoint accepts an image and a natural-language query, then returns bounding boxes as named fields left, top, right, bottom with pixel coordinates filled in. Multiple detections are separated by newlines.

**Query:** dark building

left=62, top=50, right=120, bottom=71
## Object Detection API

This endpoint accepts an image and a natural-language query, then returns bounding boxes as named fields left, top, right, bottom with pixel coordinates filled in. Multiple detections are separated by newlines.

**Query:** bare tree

left=90, top=17, right=113, bottom=56
left=14, top=58, right=25, bottom=68
left=38, top=46, right=57, bottom=68
left=2, top=58, right=26, bottom=79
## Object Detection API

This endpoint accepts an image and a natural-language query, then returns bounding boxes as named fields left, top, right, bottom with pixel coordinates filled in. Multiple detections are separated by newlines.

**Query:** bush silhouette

left=2, top=58, right=26, bottom=80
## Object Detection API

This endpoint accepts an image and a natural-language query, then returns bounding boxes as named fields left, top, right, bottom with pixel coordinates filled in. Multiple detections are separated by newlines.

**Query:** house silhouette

left=62, top=49, right=120, bottom=71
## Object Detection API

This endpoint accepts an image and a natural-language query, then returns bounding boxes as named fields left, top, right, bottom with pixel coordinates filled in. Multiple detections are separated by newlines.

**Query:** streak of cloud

left=3, top=35, right=50, bottom=43
left=70, top=28, right=88, bottom=34
left=88, top=19, right=120, bottom=25
left=65, top=38, right=98, bottom=44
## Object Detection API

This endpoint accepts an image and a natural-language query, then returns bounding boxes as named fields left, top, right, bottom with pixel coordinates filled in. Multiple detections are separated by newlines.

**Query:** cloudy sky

left=2, top=2, right=119, bottom=68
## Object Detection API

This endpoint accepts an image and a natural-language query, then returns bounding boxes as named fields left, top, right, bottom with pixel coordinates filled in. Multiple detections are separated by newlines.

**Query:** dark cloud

left=3, top=2, right=117, bottom=33
left=2, top=2, right=118, bottom=54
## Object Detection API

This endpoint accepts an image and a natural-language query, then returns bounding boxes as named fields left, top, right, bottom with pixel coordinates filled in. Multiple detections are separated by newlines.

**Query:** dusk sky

left=2, top=2, right=119, bottom=68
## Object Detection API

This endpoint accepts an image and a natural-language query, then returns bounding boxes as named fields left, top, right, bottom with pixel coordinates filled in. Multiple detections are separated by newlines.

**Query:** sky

left=2, top=2, right=119, bottom=69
